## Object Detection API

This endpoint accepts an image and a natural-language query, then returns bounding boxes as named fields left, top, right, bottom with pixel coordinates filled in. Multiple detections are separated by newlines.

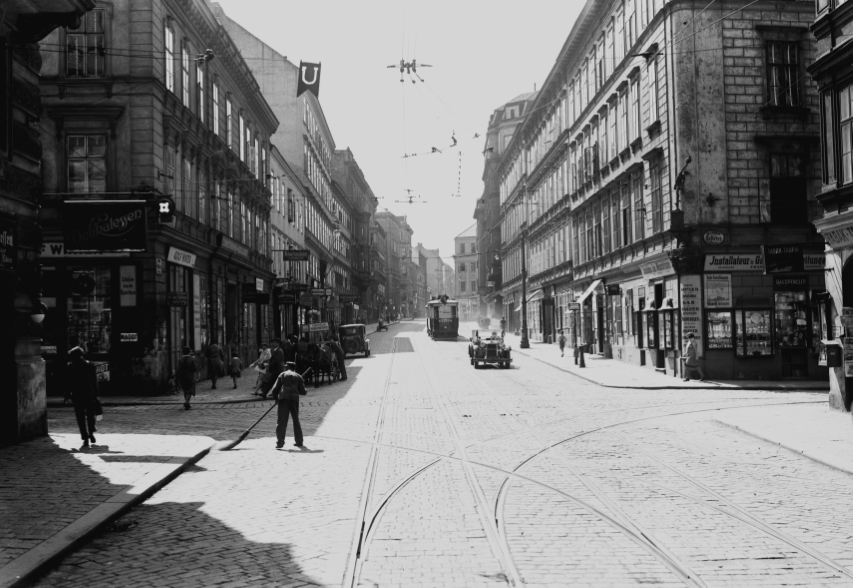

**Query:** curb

left=715, top=420, right=853, bottom=477
left=47, top=396, right=271, bottom=408
left=0, top=439, right=216, bottom=588
left=512, top=348, right=829, bottom=392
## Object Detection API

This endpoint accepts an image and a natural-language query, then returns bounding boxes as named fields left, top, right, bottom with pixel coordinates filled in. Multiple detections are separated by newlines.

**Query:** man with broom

left=270, top=361, right=306, bottom=448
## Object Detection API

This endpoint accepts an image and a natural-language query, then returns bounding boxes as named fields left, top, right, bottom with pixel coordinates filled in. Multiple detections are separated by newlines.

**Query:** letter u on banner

left=297, top=61, right=321, bottom=98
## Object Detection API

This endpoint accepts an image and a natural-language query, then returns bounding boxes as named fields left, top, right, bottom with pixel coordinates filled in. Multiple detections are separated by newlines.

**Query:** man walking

left=329, top=336, right=348, bottom=381
left=259, top=338, right=286, bottom=399
left=500, top=316, right=506, bottom=336
left=558, top=330, right=567, bottom=357
left=64, top=346, right=99, bottom=448
left=682, top=332, right=705, bottom=381
left=270, top=361, right=306, bottom=448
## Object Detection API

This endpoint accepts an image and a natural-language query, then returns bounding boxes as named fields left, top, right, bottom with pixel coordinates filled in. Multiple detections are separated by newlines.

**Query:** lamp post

left=519, top=182, right=530, bottom=349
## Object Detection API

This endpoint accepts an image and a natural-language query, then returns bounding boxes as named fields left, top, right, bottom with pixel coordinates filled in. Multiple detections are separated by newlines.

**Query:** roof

left=455, top=223, right=477, bottom=239
left=508, top=91, right=538, bottom=104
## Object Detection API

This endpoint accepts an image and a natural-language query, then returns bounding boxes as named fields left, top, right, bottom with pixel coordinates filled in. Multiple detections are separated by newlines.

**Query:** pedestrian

left=270, top=361, right=306, bottom=448
left=176, top=346, right=199, bottom=410
left=558, top=330, right=567, bottom=357
left=249, top=342, right=271, bottom=395
left=258, top=338, right=286, bottom=399
left=681, top=332, right=705, bottom=381
left=500, top=316, right=506, bottom=336
left=229, top=352, right=243, bottom=389
left=64, top=346, right=99, bottom=448
left=329, top=336, right=347, bottom=381
left=207, top=339, right=224, bottom=390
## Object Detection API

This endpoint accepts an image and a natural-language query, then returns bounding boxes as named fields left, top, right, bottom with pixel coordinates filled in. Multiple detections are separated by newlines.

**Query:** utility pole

left=520, top=181, right=530, bottom=349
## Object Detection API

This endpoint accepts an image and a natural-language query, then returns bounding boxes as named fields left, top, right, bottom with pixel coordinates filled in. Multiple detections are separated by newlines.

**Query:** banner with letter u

left=297, top=61, right=321, bottom=98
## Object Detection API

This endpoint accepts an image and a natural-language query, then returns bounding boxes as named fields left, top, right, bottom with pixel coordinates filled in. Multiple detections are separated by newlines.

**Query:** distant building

left=454, top=224, right=479, bottom=321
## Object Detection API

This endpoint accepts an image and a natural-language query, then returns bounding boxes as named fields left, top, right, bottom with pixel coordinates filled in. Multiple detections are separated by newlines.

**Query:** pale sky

left=213, top=0, right=584, bottom=259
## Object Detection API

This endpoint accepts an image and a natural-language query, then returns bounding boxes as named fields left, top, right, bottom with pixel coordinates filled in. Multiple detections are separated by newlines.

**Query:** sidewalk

left=45, top=319, right=404, bottom=407
left=500, top=332, right=829, bottom=391
left=0, top=433, right=214, bottom=588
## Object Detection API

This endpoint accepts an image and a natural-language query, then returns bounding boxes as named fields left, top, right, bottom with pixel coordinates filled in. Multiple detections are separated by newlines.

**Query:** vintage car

left=339, top=324, right=370, bottom=357
left=470, top=331, right=512, bottom=369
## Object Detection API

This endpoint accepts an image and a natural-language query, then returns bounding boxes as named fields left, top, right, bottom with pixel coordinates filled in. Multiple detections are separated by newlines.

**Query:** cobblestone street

left=25, top=320, right=853, bottom=588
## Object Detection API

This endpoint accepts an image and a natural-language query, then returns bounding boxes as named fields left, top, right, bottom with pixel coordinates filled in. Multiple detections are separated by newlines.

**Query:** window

left=460, top=280, right=466, bottom=293
left=67, top=135, right=106, bottom=193
left=212, top=82, right=219, bottom=136
left=767, top=41, right=800, bottom=107
left=769, top=152, right=807, bottom=225
left=633, top=170, right=645, bottom=241
left=608, top=100, right=617, bottom=159
left=288, top=188, right=295, bottom=223
left=460, top=243, right=465, bottom=254
left=626, top=0, right=636, bottom=49
left=198, top=166, right=207, bottom=225
left=226, top=98, right=233, bottom=148
left=181, top=42, right=190, bottom=108
left=165, top=144, right=175, bottom=196
left=227, top=189, right=234, bottom=238
left=649, top=159, right=663, bottom=233
left=165, top=21, right=174, bottom=92
left=67, top=9, right=105, bottom=78
left=647, top=57, right=658, bottom=126
left=239, top=114, right=245, bottom=161
left=602, top=195, right=611, bottom=253
left=182, top=158, right=192, bottom=215
left=824, top=92, right=836, bottom=186
left=631, top=75, right=642, bottom=140
left=611, top=190, right=621, bottom=249
left=471, top=280, right=478, bottom=292
left=459, top=262, right=466, bottom=272
left=619, top=90, right=628, bottom=151
left=605, top=23, right=614, bottom=79
left=197, top=60, right=205, bottom=124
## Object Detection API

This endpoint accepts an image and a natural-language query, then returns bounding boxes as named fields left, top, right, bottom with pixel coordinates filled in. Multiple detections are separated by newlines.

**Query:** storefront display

left=67, top=267, right=112, bottom=355
left=645, top=309, right=657, bottom=349
left=735, top=309, right=773, bottom=356
left=775, top=290, right=809, bottom=348
left=661, top=311, right=673, bottom=349
left=707, top=311, right=733, bottom=349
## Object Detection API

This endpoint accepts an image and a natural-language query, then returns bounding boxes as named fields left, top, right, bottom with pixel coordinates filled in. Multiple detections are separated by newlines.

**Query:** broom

left=221, top=367, right=312, bottom=451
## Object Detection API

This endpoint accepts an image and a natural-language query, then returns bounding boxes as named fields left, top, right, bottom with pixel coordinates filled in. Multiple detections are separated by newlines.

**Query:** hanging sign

left=63, top=200, right=147, bottom=252
left=762, top=245, right=825, bottom=274
left=300, top=322, right=329, bottom=333
left=281, top=249, right=311, bottom=261
left=704, top=253, right=763, bottom=272
left=296, top=61, right=321, bottom=98
left=167, top=247, right=196, bottom=268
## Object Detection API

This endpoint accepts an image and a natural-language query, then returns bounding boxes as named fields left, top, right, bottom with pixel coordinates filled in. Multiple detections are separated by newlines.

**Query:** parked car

left=471, top=331, right=512, bottom=369
left=339, top=324, right=370, bottom=357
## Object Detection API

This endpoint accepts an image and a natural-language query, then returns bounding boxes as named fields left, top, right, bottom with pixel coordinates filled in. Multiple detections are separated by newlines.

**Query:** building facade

left=497, top=0, right=824, bottom=380
left=809, top=0, right=853, bottom=409
left=2, top=1, right=96, bottom=445
left=474, top=92, right=537, bottom=323
left=454, top=224, right=479, bottom=321
left=38, top=0, right=277, bottom=395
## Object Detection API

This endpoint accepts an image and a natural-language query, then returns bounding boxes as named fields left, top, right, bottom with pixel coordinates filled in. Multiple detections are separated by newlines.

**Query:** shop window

left=707, top=311, right=733, bottom=349
left=169, top=265, right=190, bottom=370
left=735, top=309, right=773, bottom=356
left=67, top=9, right=105, bottom=78
left=661, top=311, right=673, bottom=349
left=768, top=153, right=807, bottom=225
left=775, top=290, right=809, bottom=347
left=766, top=41, right=800, bottom=108
left=67, top=267, right=112, bottom=355
left=67, top=135, right=106, bottom=193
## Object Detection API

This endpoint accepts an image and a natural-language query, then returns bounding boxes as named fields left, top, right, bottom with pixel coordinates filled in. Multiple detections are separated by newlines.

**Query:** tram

left=426, top=295, right=459, bottom=340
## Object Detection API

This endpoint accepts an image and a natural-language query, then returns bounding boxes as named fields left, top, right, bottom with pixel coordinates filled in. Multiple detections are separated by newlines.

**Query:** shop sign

left=217, top=234, right=251, bottom=258
left=300, top=322, right=329, bottom=332
left=703, top=230, right=725, bottom=245
left=120, top=266, right=137, bottom=307
left=704, top=253, right=763, bottom=272
left=640, top=258, right=674, bottom=280
left=339, top=294, right=359, bottom=302
left=566, top=302, right=581, bottom=311
left=64, top=200, right=147, bottom=252
left=704, top=273, right=732, bottom=308
left=487, top=281, right=495, bottom=287
left=93, top=361, right=110, bottom=382
left=0, top=217, right=15, bottom=272
left=167, top=247, right=196, bottom=268
left=120, top=333, right=138, bottom=342
left=277, top=292, right=296, bottom=304
left=311, top=288, right=327, bottom=296
left=819, top=225, right=853, bottom=249
left=193, top=274, right=202, bottom=348
left=255, top=278, right=265, bottom=292
left=42, top=242, right=129, bottom=258
left=679, top=274, right=703, bottom=357
left=762, top=245, right=825, bottom=274
left=289, top=282, right=309, bottom=292
left=299, top=292, right=313, bottom=307
left=273, top=277, right=291, bottom=288
left=42, top=345, right=58, bottom=354
left=166, top=292, right=188, bottom=306
left=281, top=249, right=310, bottom=261
left=773, top=276, right=808, bottom=289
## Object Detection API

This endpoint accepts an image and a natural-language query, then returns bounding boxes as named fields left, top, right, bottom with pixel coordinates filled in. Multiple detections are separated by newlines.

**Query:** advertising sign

left=300, top=322, right=329, bottom=332
left=120, top=333, right=138, bottom=342
left=64, top=200, right=147, bottom=252
left=704, top=273, right=732, bottom=308
left=290, top=282, right=309, bottom=292
left=680, top=275, right=703, bottom=357
left=299, top=292, right=313, bottom=307
left=704, top=253, right=763, bottom=272
left=119, top=265, right=137, bottom=307
left=277, top=292, right=296, bottom=304
left=0, top=217, right=15, bottom=272
left=167, top=247, right=196, bottom=268
left=640, top=258, right=674, bottom=280
left=166, top=292, right=188, bottom=306
left=311, top=288, right=327, bottom=296
left=93, top=361, right=110, bottom=382
left=281, top=249, right=311, bottom=261
left=762, top=245, right=825, bottom=274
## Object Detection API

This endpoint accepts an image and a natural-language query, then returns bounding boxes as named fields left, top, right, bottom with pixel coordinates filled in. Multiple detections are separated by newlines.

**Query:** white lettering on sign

left=120, top=266, right=136, bottom=307
left=821, top=225, right=853, bottom=249
left=41, top=243, right=129, bottom=258
left=703, top=254, right=764, bottom=272
left=680, top=275, right=703, bottom=357
left=804, top=252, right=826, bottom=271
left=167, top=247, right=196, bottom=268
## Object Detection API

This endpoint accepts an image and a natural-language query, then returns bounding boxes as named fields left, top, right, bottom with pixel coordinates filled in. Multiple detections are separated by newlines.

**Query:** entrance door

left=542, top=298, right=554, bottom=343
left=596, top=295, right=605, bottom=354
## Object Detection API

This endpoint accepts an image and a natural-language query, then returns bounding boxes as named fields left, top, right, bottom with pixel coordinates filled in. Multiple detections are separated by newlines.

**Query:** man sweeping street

left=270, top=361, right=306, bottom=448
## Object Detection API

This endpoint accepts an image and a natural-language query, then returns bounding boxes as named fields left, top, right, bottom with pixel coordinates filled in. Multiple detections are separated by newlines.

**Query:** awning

left=657, top=297, right=676, bottom=310
left=577, top=279, right=603, bottom=304
left=514, top=288, right=544, bottom=311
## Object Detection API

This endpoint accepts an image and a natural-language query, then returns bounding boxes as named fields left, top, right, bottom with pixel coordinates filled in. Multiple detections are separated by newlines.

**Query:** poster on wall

left=704, top=274, right=732, bottom=308
left=679, top=275, right=703, bottom=357
left=193, top=274, right=201, bottom=350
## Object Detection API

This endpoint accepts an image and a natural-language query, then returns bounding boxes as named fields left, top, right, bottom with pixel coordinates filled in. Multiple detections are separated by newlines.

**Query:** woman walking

left=229, top=352, right=243, bottom=389
left=207, top=339, right=224, bottom=390
left=250, top=342, right=271, bottom=396
left=176, top=346, right=199, bottom=410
